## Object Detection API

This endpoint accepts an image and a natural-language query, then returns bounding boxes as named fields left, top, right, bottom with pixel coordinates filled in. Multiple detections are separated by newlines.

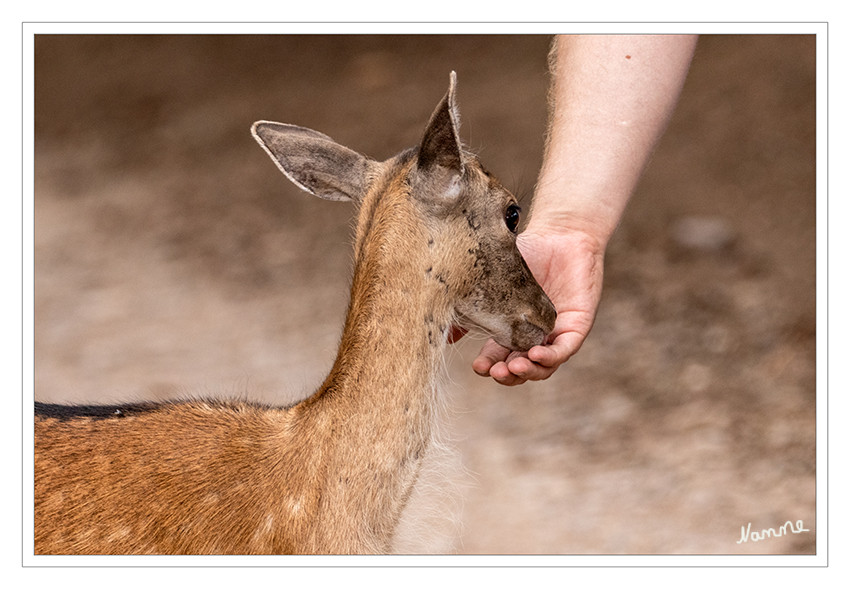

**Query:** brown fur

left=34, top=73, right=556, bottom=555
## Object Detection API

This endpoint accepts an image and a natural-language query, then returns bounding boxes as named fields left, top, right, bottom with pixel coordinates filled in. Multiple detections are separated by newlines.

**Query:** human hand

left=470, top=229, right=605, bottom=386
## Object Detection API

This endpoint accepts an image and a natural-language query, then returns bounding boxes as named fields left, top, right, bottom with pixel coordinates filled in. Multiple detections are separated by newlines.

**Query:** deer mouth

left=454, top=312, right=550, bottom=352
left=508, top=316, right=550, bottom=352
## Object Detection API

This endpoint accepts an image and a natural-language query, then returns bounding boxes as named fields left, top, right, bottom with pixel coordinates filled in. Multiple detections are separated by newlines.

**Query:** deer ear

left=414, top=71, right=464, bottom=200
left=251, top=121, right=375, bottom=203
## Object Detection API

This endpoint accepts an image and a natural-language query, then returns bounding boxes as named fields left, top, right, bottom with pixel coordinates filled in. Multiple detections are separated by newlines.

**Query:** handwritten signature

left=737, top=520, right=809, bottom=544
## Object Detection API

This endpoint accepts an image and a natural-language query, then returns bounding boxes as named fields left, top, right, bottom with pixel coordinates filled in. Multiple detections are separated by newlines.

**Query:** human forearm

left=471, top=34, right=697, bottom=384
left=528, top=34, right=698, bottom=245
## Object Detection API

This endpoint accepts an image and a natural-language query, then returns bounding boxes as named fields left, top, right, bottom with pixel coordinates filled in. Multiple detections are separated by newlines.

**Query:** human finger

left=488, top=360, right=529, bottom=386
left=505, top=355, right=560, bottom=381
left=472, top=339, right=512, bottom=376
left=527, top=330, right=585, bottom=368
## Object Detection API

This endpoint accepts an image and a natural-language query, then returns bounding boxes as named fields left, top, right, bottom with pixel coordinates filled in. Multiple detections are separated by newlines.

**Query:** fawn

left=34, top=72, right=556, bottom=554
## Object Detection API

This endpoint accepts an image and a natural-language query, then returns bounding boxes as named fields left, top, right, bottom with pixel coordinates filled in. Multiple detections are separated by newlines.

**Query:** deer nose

left=511, top=296, right=555, bottom=350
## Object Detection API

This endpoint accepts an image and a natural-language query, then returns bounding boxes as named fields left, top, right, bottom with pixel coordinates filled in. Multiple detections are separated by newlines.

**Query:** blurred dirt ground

left=33, top=34, right=816, bottom=554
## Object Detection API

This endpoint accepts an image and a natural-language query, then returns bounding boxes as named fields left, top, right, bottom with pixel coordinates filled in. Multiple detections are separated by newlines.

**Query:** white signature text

left=737, top=520, right=809, bottom=544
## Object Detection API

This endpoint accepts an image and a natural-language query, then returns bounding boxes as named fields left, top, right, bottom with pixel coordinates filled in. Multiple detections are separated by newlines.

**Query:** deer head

left=252, top=72, right=556, bottom=351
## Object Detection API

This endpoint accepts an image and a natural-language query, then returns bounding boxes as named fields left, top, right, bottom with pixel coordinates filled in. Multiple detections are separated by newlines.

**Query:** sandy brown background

left=33, top=34, right=816, bottom=554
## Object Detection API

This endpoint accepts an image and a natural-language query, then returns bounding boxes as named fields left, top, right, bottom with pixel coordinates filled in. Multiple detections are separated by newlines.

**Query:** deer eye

left=505, top=204, right=521, bottom=233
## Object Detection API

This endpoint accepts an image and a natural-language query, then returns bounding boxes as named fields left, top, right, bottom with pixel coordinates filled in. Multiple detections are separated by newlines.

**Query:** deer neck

left=286, top=174, right=455, bottom=552
left=324, top=177, right=452, bottom=420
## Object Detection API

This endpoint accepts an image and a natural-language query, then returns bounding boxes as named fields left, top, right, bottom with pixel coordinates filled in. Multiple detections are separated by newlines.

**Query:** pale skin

left=467, top=34, right=699, bottom=385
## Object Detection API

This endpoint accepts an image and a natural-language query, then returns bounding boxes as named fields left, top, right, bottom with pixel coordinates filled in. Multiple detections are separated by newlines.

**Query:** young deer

left=34, top=72, right=556, bottom=555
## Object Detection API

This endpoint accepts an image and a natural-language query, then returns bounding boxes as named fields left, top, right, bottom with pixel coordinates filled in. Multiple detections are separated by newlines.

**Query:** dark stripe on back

left=35, top=401, right=163, bottom=421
